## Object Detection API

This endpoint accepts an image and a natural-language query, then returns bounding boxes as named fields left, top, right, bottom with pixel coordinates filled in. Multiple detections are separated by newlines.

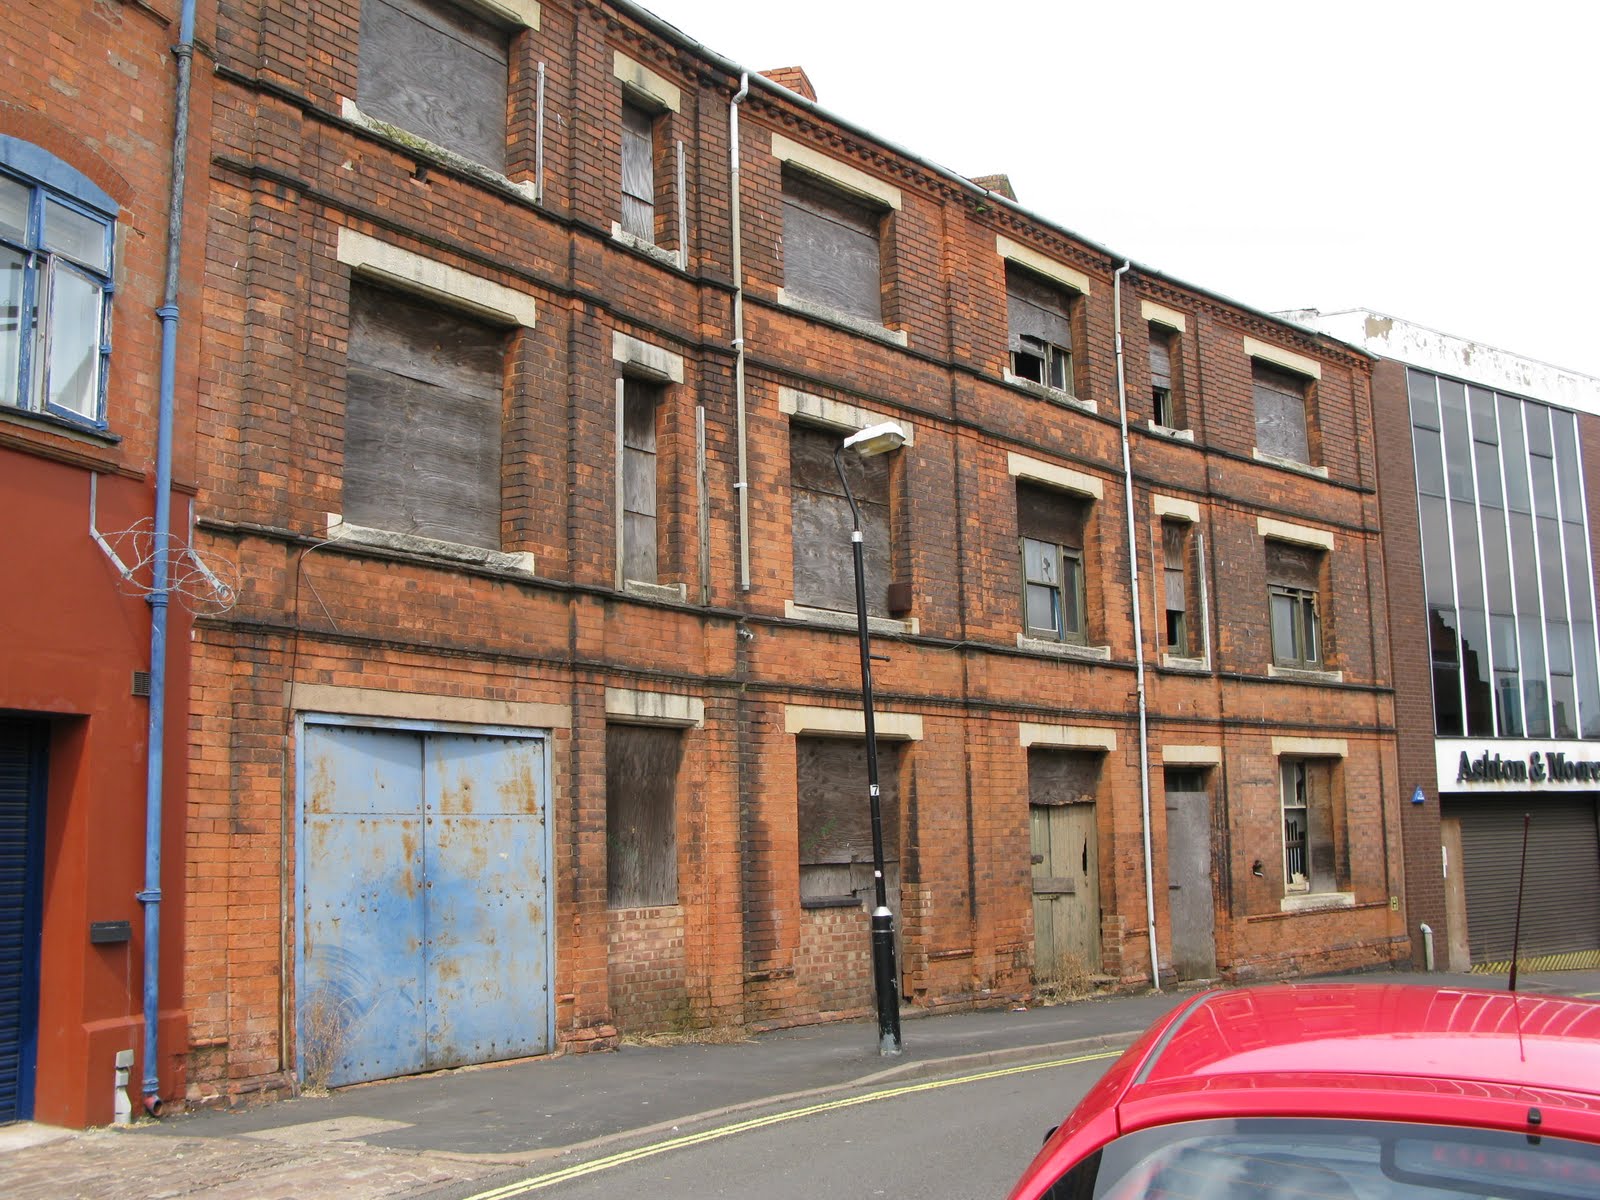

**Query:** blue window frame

left=0, top=136, right=116, bottom=427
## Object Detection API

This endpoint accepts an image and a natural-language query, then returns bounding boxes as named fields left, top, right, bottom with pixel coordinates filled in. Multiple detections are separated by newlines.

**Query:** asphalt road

left=432, top=1049, right=1119, bottom=1200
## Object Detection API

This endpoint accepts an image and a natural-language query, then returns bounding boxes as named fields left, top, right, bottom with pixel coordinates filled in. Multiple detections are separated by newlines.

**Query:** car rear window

left=1039, top=1117, right=1600, bottom=1200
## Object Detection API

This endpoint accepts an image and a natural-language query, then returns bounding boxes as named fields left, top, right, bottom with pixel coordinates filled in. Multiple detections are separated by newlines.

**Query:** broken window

left=1007, top=264, right=1075, bottom=394
left=357, top=0, right=510, bottom=171
left=796, top=736, right=901, bottom=905
left=1149, top=323, right=1182, bottom=428
left=781, top=171, right=884, bottom=322
left=343, top=283, right=507, bottom=548
left=1162, top=520, right=1194, bottom=657
left=790, top=422, right=892, bottom=615
left=620, top=100, right=656, bottom=243
left=621, top=378, right=662, bottom=584
left=1280, top=758, right=1339, bottom=894
left=606, top=724, right=682, bottom=907
left=1252, top=360, right=1312, bottom=464
left=1267, top=540, right=1323, bottom=669
left=1019, top=483, right=1089, bottom=644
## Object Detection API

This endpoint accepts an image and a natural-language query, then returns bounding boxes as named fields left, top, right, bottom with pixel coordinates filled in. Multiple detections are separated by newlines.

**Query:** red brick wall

left=0, top=0, right=210, bottom=1124
left=179, top=0, right=1406, bottom=1104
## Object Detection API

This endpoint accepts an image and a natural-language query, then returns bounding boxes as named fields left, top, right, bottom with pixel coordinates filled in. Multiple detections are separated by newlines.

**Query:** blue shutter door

left=0, top=720, right=45, bottom=1124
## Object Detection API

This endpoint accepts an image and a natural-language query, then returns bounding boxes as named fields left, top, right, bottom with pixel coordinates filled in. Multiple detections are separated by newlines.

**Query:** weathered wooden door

left=1164, top=771, right=1216, bottom=980
left=1031, top=802, right=1100, bottom=977
left=299, top=722, right=551, bottom=1088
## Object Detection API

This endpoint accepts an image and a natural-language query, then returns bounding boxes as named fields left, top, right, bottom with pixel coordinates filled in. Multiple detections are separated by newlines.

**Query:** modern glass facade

left=1410, top=368, right=1600, bottom=739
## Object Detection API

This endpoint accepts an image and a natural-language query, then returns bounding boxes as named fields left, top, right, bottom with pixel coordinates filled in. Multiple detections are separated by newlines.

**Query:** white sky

left=635, top=0, right=1600, bottom=378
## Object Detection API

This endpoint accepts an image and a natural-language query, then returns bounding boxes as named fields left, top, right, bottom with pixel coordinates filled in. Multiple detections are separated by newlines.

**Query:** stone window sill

left=1268, top=664, right=1344, bottom=684
left=610, top=223, right=686, bottom=271
left=1017, top=634, right=1111, bottom=662
left=1252, top=447, right=1329, bottom=479
left=1280, top=891, right=1355, bottom=914
left=339, top=99, right=540, bottom=206
left=1146, top=420, right=1194, bottom=442
left=325, top=514, right=536, bottom=575
left=776, top=290, right=908, bottom=347
left=1003, top=370, right=1098, bottom=415
left=624, top=579, right=688, bottom=603
left=1161, top=653, right=1208, bottom=672
left=786, top=601, right=918, bottom=636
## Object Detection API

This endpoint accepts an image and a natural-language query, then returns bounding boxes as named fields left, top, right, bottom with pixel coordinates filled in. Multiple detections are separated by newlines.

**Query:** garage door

left=298, top=722, right=551, bottom=1087
left=0, top=721, right=45, bottom=1125
left=1450, top=796, right=1600, bottom=967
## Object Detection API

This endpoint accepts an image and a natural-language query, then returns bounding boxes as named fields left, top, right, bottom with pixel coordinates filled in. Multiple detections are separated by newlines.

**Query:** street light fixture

left=833, top=420, right=907, bottom=1056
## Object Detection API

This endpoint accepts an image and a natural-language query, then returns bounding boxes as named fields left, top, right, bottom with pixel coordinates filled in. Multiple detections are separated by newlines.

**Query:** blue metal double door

left=299, top=722, right=552, bottom=1087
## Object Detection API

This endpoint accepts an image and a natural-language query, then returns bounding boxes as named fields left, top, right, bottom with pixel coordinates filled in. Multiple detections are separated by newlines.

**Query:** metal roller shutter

left=1449, top=796, right=1600, bottom=964
left=0, top=721, right=45, bottom=1125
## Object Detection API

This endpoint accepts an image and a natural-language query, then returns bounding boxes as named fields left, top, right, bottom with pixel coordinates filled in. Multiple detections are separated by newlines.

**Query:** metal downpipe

left=1113, top=261, right=1161, bottom=992
left=730, top=72, right=750, bottom=590
left=141, top=0, right=197, bottom=1110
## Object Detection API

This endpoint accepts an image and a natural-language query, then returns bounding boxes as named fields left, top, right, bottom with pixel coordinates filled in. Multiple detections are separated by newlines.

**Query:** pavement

left=5, top=966, right=1599, bottom=1199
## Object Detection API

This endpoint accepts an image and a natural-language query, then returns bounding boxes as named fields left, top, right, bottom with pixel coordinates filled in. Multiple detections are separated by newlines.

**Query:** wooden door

left=1031, top=802, right=1100, bottom=978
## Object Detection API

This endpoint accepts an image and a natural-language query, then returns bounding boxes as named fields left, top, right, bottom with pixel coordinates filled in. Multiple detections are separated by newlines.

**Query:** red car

left=1008, top=983, right=1600, bottom=1200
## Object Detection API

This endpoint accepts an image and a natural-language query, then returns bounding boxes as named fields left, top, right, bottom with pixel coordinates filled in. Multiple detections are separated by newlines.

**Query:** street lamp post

left=834, top=421, right=906, bottom=1056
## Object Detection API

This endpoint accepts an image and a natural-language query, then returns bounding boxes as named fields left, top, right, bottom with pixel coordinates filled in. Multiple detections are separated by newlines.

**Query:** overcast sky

left=636, top=0, right=1599, bottom=378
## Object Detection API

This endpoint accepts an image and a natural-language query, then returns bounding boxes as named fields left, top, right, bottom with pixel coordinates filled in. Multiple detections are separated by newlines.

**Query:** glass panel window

left=1459, top=607, right=1493, bottom=737
left=1521, top=618, right=1551, bottom=738
left=43, top=197, right=109, bottom=272
left=1440, top=380, right=1473, bottom=500
left=1431, top=607, right=1463, bottom=737
left=0, top=162, right=113, bottom=425
left=0, top=176, right=28, bottom=240
left=1499, top=394, right=1531, bottom=513
left=1008, top=265, right=1075, bottom=394
left=1407, top=368, right=1439, bottom=429
left=1022, top=536, right=1084, bottom=643
left=1413, top=425, right=1445, bottom=497
left=46, top=262, right=104, bottom=419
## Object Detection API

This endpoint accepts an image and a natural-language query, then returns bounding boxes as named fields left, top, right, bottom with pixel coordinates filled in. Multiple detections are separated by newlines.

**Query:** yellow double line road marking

left=463, top=1049, right=1119, bottom=1199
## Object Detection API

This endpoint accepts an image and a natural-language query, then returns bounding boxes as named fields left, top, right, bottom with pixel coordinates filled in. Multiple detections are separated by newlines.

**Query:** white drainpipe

left=730, top=72, right=750, bottom=590
left=1114, top=261, right=1161, bottom=991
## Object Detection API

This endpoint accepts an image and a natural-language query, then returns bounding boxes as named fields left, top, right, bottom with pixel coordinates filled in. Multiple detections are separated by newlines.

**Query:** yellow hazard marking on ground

left=1471, top=949, right=1600, bottom=973
left=461, top=1050, right=1120, bottom=1199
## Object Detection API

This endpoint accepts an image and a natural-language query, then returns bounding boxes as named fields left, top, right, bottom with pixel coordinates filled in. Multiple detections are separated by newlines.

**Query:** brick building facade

left=1, top=0, right=210, bottom=1123
left=8, top=0, right=1411, bottom=1118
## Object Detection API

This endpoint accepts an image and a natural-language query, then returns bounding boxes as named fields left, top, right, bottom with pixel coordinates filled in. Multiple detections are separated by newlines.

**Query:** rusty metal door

left=298, top=721, right=550, bottom=1088
left=1031, top=802, right=1100, bottom=977
left=1164, top=775, right=1216, bottom=980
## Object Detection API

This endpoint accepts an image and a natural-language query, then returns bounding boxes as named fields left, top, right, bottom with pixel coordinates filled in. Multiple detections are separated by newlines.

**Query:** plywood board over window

left=344, top=283, right=507, bottom=548
left=1253, top=361, right=1312, bottom=463
left=359, top=0, right=510, bottom=171
left=621, top=379, right=661, bottom=584
left=796, top=736, right=901, bottom=904
left=781, top=171, right=883, bottom=322
left=790, top=423, right=892, bottom=615
left=619, top=101, right=656, bottom=243
left=606, top=724, right=682, bottom=908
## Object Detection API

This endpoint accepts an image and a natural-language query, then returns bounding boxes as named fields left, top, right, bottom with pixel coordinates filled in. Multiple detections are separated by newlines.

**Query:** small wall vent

left=132, top=670, right=152, bottom=697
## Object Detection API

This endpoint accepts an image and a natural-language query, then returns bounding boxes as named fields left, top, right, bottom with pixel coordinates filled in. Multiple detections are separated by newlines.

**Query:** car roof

left=1134, top=983, right=1600, bottom=1099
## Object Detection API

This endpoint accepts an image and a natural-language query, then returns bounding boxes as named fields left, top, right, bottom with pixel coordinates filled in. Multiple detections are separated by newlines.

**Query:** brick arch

left=0, top=103, right=138, bottom=213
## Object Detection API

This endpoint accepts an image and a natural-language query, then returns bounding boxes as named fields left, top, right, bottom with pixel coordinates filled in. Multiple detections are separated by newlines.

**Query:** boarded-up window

left=1163, top=520, right=1192, bottom=656
left=1027, top=749, right=1102, bottom=806
left=1253, top=360, right=1311, bottom=464
left=358, top=0, right=510, bottom=171
left=797, top=736, right=900, bottom=903
left=1267, top=540, right=1323, bottom=668
left=621, top=379, right=661, bottom=584
left=1019, top=484, right=1089, bottom=642
left=782, top=171, right=883, bottom=322
left=791, top=423, right=891, bottom=615
left=344, top=284, right=506, bottom=548
left=1007, top=265, right=1075, bottom=393
left=1280, top=758, right=1338, bottom=893
left=606, top=724, right=682, bottom=907
left=620, top=101, right=656, bottom=242
left=1149, top=324, right=1181, bottom=427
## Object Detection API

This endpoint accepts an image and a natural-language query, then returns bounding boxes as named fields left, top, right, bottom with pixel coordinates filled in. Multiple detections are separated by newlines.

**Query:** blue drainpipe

left=141, top=0, right=197, bottom=1116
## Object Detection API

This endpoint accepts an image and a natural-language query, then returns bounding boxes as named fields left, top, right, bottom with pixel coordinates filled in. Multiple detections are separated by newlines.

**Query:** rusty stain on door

left=299, top=723, right=550, bottom=1088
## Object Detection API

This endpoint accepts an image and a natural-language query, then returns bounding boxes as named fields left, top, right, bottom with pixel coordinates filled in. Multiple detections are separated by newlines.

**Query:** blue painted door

left=299, top=724, right=549, bottom=1087
left=0, top=721, right=45, bottom=1125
